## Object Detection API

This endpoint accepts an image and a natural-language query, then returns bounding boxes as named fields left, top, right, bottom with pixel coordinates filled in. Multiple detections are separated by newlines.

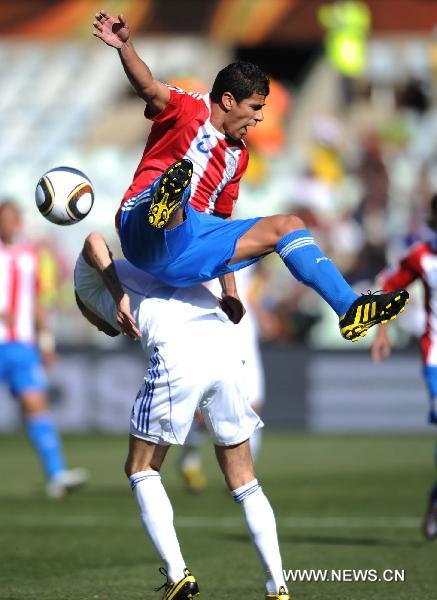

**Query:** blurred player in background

left=179, top=265, right=266, bottom=493
left=0, top=200, right=88, bottom=498
left=93, top=10, right=409, bottom=344
left=74, top=231, right=290, bottom=600
left=371, top=193, right=437, bottom=541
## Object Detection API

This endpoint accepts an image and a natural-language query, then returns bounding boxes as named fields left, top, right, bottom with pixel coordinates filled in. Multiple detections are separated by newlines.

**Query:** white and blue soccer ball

left=35, top=166, right=94, bottom=225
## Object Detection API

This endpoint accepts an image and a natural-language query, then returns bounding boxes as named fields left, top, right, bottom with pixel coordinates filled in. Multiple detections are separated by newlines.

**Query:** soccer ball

left=35, top=166, right=94, bottom=225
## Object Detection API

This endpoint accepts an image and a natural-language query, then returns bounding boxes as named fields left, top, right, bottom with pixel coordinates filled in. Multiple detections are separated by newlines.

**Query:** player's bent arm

left=82, top=232, right=141, bottom=339
left=82, top=232, right=124, bottom=304
left=219, top=272, right=245, bottom=324
left=118, top=41, right=170, bottom=114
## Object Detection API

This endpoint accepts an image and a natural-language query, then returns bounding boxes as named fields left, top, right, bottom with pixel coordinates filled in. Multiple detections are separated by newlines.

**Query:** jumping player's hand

left=220, top=293, right=246, bottom=324
left=116, top=293, right=141, bottom=340
left=93, top=11, right=129, bottom=48
left=371, top=325, right=391, bottom=362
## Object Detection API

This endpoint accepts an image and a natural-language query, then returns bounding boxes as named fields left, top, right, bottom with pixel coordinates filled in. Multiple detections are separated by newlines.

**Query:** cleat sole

left=148, top=159, right=193, bottom=228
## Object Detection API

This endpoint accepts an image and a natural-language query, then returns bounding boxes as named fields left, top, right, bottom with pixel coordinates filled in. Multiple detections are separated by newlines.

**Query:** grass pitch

left=0, top=432, right=436, bottom=599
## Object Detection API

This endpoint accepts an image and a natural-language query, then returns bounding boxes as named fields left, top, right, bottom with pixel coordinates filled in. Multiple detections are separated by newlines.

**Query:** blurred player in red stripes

left=0, top=200, right=88, bottom=498
left=372, top=194, right=437, bottom=541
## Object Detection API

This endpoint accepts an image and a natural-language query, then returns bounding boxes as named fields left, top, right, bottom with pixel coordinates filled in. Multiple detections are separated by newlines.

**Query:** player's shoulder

left=406, top=240, right=433, bottom=260
left=166, top=85, right=208, bottom=107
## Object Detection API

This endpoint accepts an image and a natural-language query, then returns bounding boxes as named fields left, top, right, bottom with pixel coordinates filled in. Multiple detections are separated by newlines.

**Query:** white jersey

left=74, top=253, right=226, bottom=356
left=206, top=266, right=265, bottom=405
left=74, top=254, right=262, bottom=446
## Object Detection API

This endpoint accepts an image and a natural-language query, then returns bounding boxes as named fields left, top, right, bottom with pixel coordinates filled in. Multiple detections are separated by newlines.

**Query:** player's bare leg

left=126, top=436, right=199, bottom=598
left=231, top=215, right=409, bottom=342
left=215, top=440, right=290, bottom=599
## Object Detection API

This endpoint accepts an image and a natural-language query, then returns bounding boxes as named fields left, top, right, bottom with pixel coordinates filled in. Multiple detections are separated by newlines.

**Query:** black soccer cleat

left=339, top=288, right=409, bottom=342
left=155, top=567, right=200, bottom=599
left=148, top=159, right=193, bottom=228
left=422, top=484, right=437, bottom=541
left=422, top=502, right=437, bottom=541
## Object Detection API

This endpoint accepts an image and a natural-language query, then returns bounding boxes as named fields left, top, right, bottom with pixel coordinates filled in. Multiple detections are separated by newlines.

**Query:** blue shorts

left=118, top=181, right=262, bottom=287
left=0, top=342, right=47, bottom=398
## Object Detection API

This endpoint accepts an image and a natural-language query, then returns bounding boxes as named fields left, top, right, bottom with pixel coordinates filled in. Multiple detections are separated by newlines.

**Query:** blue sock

left=275, top=230, right=358, bottom=316
left=26, top=413, right=66, bottom=480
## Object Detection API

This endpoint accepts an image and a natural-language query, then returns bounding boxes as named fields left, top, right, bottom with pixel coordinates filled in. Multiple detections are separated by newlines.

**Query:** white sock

left=233, top=480, right=287, bottom=594
left=130, top=470, right=186, bottom=582
left=249, top=428, right=262, bottom=462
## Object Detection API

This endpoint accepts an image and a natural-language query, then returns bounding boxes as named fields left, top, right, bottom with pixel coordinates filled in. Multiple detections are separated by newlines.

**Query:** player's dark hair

left=210, top=61, right=270, bottom=104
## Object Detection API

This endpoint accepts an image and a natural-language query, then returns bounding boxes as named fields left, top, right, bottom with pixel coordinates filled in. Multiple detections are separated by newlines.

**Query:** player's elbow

left=82, top=231, right=104, bottom=265
left=84, top=231, right=104, bottom=250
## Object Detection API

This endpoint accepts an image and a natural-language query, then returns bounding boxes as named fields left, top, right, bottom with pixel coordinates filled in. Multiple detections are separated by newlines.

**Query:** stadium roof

left=1, top=0, right=436, bottom=44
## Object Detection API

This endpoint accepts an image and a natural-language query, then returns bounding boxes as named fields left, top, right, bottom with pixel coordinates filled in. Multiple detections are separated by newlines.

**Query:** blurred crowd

left=235, top=52, right=437, bottom=347
left=3, top=32, right=437, bottom=349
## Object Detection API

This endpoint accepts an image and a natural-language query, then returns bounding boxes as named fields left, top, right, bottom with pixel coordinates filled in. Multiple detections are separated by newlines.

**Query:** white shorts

left=130, top=316, right=263, bottom=446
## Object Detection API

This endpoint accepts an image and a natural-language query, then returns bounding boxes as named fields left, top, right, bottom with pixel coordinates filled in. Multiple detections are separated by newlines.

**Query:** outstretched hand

left=116, top=293, right=141, bottom=340
left=220, top=293, right=246, bottom=324
left=93, top=11, right=129, bottom=48
left=371, top=326, right=391, bottom=362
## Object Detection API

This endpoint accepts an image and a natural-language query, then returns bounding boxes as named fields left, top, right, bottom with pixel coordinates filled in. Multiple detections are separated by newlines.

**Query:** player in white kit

left=74, top=232, right=290, bottom=600
left=179, top=265, right=266, bottom=493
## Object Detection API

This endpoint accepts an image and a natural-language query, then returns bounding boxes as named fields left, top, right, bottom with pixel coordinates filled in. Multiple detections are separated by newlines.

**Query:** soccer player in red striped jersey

left=0, top=201, right=88, bottom=498
left=372, top=194, right=437, bottom=541
left=93, top=10, right=408, bottom=343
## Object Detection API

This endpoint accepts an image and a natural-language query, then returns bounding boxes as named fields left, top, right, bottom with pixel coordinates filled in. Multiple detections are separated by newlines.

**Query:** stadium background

left=1, top=2, right=437, bottom=599
left=0, top=0, right=435, bottom=432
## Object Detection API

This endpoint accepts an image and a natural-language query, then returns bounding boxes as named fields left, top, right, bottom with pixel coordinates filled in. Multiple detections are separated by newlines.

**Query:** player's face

left=0, top=205, right=21, bottom=244
left=223, top=92, right=266, bottom=141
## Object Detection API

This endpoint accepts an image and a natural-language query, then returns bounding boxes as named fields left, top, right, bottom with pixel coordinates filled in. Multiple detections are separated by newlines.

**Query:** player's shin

left=26, top=412, right=66, bottom=479
left=275, top=229, right=358, bottom=316
left=232, top=479, right=288, bottom=595
left=130, top=470, right=187, bottom=582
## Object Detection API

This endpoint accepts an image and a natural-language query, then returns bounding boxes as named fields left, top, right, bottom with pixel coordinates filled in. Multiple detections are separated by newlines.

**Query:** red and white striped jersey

left=0, top=242, right=40, bottom=344
left=120, top=87, right=249, bottom=218
left=380, top=241, right=437, bottom=365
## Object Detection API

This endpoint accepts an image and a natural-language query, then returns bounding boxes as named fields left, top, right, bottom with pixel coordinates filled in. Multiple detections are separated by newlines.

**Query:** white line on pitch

left=0, top=515, right=421, bottom=528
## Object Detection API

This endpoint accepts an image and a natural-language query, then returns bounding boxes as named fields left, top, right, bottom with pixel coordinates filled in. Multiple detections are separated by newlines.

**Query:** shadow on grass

left=217, top=530, right=424, bottom=548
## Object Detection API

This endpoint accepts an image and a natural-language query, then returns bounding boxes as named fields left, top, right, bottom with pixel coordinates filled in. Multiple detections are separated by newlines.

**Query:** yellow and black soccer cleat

left=339, top=288, right=409, bottom=342
left=155, top=567, right=200, bottom=599
left=148, top=159, right=193, bottom=228
left=180, top=464, right=208, bottom=494
left=265, top=586, right=291, bottom=599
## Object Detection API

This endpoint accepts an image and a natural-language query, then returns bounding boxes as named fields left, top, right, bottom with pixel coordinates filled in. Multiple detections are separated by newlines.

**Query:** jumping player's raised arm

left=92, top=10, right=170, bottom=117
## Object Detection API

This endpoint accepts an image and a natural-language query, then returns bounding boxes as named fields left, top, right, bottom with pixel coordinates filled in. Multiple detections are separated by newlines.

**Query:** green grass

left=0, top=433, right=436, bottom=599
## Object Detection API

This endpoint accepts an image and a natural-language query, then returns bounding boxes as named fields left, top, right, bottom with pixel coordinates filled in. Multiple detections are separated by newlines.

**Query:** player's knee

left=124, top=457, right=134, bottom=478
left=274, top=214, right=306, bottom=239
left=125, top=455, right=158, bottom=477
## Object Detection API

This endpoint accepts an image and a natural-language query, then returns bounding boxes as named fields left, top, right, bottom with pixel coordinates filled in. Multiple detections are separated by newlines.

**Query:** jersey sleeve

left=214, top=149, right=249, bottom=217
left=380, top=245, right=423, bottom=291
left=145, top=85, right=204, bottom=127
